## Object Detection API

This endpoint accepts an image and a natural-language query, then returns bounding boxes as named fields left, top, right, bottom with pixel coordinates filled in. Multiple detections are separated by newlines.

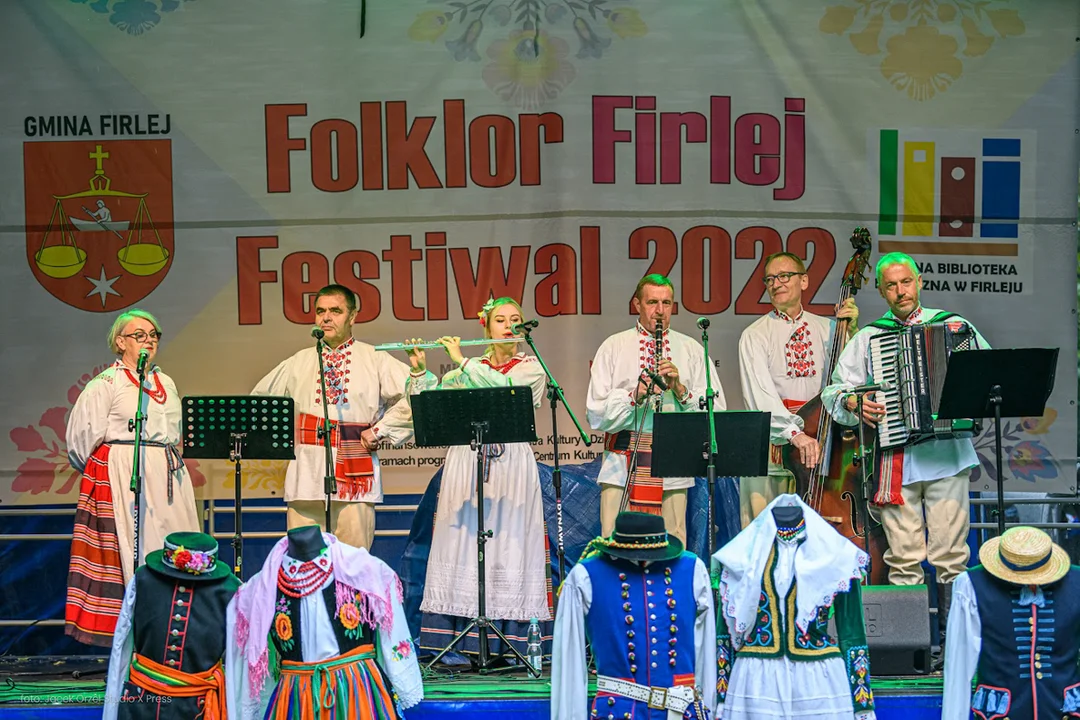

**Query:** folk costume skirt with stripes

left=266, top=645, right=399, bottom=720
left=65, top=442, right=200, bottom=646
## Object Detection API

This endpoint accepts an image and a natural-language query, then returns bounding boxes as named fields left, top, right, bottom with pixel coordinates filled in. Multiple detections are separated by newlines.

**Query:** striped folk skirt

left=65, top=444, right=125, bottom=646
left=265, top=645, right=400, bottom=720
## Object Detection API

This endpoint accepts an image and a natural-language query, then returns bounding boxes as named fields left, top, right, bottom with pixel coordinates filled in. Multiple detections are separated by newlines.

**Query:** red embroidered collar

left=770, top=306, right=804, bottom=323
left=891, top=305, right=924, bottom=326
left=481, top=353, right=526, bottom=375
left=322, top=337, right=355, bottom=355
left=636, top=323, right=669, bottom=338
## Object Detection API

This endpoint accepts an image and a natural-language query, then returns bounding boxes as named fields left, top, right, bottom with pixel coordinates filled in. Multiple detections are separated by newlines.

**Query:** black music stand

left=936, top=348, right=1058, bottom=536
left=652, top=411, right=770, bottom=551
left=182, top=396, right=295, bottom=579
left=411, top=386, right=540, bottom=677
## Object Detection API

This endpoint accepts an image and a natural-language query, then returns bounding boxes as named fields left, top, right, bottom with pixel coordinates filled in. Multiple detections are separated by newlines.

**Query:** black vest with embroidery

left=269, top=582, right=376, bottom=662
left=967, top=565, right=1080, bottom=720
left=118, top=568, right=240, bottom=719
left=131, top=569, right=240, bottom=672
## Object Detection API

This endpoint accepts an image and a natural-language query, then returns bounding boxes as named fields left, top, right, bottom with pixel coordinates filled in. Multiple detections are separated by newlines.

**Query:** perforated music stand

left=411, top=386, right=539, bottom=677
left=651, top=411, right=770, bottom=479
left=182, top=396, right=295, bottom=579
left=935, top=348, right=1058, bottom=536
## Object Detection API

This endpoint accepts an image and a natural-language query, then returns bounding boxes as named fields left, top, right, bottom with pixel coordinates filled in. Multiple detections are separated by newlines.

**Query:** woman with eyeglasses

left=64, top=309, right=201, bottom=647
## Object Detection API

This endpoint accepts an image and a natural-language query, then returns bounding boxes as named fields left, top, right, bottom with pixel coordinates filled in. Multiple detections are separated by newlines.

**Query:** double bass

left=781, top=227, right=889, bottom=585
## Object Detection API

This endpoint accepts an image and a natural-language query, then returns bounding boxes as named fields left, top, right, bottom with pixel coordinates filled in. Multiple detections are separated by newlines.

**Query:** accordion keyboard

left=867, top=332, right=910, bottom=448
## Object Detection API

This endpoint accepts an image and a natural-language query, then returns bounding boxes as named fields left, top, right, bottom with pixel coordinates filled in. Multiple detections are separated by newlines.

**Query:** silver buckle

left=648, top=687, right=667, bottom=710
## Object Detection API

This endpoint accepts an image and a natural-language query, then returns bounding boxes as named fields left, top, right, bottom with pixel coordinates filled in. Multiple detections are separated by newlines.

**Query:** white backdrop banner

left=2, top=0, right=1077, bottom=504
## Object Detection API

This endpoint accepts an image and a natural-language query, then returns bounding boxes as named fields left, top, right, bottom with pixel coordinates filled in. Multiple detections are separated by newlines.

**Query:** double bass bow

left=781, top=227, right=888, bottom=584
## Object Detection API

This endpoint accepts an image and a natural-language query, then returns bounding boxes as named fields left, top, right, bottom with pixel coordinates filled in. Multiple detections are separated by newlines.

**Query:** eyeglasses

left=763, top=271, right=805, bottom=287
left=121, top=330, right=162, bottom=343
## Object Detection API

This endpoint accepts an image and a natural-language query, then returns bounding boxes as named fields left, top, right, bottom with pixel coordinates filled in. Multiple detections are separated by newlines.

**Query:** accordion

left=868, top=321, right=980, bottom=449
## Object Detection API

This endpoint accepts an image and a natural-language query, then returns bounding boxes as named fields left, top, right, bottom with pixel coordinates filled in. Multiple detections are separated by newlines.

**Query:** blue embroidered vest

left=583, top=552, right=707, bottom=720
left=967, top=565, right=1080, bottom=720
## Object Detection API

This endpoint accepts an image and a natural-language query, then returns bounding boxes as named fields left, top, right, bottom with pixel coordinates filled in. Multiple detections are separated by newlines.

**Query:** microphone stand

left=315, top=335, right=336, bottom=532
left=521, top=324, right=590, bottom=599
left=851, top=393, right=877, bottom=573
left=696, top=320, right=719, bottom=559
left=619, top=375, right=662, bottom=514
left=127, top=353, right=149, bottom=571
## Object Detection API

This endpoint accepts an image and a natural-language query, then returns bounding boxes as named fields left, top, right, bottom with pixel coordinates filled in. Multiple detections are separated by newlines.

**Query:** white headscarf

left=712, top=494, right=868, bottom=649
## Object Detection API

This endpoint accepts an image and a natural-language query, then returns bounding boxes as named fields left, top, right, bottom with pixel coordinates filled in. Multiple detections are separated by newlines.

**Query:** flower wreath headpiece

left=477, top=297, right=496, bottom=327
left=164, top=540, right=216, bottom=575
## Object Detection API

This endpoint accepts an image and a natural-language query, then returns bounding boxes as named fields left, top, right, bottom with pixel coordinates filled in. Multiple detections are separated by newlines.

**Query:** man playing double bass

left=737, top=252, right=859, bottom=527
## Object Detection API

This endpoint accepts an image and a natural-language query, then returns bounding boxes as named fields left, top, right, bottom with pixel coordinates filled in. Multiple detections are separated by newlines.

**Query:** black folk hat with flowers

left=592, top=511, right=684, bottom=562
left=145, top=531, right=233, bottom=582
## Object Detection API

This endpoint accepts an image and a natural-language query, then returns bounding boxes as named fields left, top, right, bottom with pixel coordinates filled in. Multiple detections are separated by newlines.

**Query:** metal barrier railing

left=0, top=500, right=420, bottom=543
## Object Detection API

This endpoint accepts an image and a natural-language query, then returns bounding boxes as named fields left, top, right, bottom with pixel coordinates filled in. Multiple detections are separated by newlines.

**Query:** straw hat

left=978, top=526, right=1071, bottom=586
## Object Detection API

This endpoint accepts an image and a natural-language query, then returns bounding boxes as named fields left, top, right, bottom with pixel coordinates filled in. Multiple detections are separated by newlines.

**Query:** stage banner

left=1, top=0, right=1077, bottom=505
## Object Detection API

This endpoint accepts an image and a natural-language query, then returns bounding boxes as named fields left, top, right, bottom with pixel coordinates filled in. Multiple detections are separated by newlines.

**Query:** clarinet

left=653, top=319, right=664, bottom=412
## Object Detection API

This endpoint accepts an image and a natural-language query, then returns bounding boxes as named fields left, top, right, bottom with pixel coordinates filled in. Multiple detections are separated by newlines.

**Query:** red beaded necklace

left=277, top=554, right=333, bottom=599
left=122, top=367, right=167, bottom=405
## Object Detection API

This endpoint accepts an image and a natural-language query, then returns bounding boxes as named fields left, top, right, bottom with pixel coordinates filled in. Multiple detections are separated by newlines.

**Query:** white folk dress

left=67, top=361, right=201, bottom=582
left=409, top=353, right=551, bottom=624
left=252, top=338, right=414, bottom=503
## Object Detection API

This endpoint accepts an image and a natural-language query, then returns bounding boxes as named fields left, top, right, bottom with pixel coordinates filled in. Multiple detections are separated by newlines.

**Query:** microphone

left=851, top=381, right=893, bottom=394
left=512, top=319, right=540, bottom=334
left=136, top=349, right=149, bottom=373
left=644, top=369, right=669, bottom=392
left=696, top=317, right=710, bottom=330
left=311, top=326, right=325, bottom=340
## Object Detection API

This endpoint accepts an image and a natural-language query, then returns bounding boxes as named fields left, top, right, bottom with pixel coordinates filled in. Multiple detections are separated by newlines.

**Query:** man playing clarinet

left=586, top=274, right=726, bottom=544
left=737, top=251, right=859, bottom=526
left=252, top=284, right=415, bottom=550
left=821, top=252, right=990, bottom=663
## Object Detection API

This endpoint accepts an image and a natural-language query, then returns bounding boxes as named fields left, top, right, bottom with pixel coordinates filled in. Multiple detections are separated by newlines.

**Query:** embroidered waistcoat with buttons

left=583, top=552, right=705, bottom=720
left=119, top=569, right=240, bottom=718
left=967, top=565, right=1080, bottom=720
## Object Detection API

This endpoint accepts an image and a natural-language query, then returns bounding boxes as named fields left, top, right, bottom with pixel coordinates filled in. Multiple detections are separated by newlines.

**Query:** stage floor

left=1, top=657, right=945, bottom=719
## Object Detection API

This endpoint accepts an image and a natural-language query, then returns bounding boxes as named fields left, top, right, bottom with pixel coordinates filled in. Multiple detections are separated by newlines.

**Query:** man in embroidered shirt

left=586, top=274, right=726, bottom=545
left=821, top=252, right=989, bottom=657
left=737, top=252, right=859, bottom=526
left=252, top=284, right=415, bottom=550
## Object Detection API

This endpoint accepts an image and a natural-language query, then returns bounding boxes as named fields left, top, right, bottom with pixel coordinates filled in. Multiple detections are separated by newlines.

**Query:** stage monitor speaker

left=862, top=584, right=932, bottom=675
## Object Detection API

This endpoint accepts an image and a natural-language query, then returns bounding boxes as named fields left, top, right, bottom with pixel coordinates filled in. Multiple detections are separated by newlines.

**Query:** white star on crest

left=85, top=265, right=122, bottom=307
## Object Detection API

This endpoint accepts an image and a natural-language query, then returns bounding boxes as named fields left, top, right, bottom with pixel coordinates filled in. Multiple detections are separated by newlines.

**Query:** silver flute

left=374, top=337, right=527, bottom=352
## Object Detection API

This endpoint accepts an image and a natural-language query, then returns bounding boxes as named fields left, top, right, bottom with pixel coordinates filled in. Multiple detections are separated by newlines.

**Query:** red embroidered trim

left=315, top=338, right=355, bottom=406
left=480, top=354, right=526, bottom=375
left=784, top=321, right=816, bottom=379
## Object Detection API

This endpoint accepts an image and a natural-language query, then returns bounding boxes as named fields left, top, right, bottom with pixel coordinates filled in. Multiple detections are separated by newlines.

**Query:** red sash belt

left=604, top=431, right=663, bottom=516
left=296, top=413, right=374, bottom=499
left=128, top=654, right=226, bottom=720
left=769, top=399, right=808, bottom=466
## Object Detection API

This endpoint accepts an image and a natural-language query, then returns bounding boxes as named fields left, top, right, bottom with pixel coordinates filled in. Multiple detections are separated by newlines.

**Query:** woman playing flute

left=404, top=297, right=551, bottom=663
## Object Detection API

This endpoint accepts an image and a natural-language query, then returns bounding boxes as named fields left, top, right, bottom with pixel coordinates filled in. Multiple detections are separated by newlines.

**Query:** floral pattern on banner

left=7, top=363, right=206, bottom=500
left=68, top=0, right=195, bottom=36
left=969, top=407, right=1059, bottom=485
left=409, top=0, right=648, bottom=109
left=819, top=0, right=1026, bottom=101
